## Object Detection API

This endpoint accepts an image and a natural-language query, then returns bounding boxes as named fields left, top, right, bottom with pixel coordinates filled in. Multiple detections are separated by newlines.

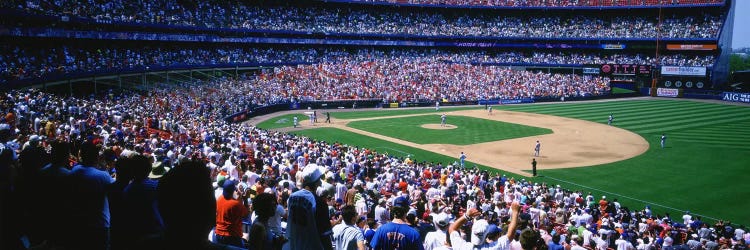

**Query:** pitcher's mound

left=421, top=124, right=457, bottom=130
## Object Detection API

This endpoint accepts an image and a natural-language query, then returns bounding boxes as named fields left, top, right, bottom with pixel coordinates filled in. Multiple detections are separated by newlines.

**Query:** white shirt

left=424, top=230, right=447, bottom=250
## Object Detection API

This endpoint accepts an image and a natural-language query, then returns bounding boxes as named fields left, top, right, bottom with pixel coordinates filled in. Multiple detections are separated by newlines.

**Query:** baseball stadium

left=1, top=0, right=748, bottom=249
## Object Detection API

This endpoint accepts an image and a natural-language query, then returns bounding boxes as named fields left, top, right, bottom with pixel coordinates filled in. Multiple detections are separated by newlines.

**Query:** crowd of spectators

left=1, top=85, right=748, bottom=249
left=5, top=1, right=724, bottom=39
left=0, top=45, right=715, bottom=84
left=252, top=59, right=611, bottom=102
left=348, top=0, right=725, bottom=7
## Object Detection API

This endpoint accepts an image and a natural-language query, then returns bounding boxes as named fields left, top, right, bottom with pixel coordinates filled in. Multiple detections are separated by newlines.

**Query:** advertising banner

left=602, top=44, right=626, bottom=50
left=656, top=88, right=679, bottom=98
left=722, top=92, right=750, bottom=103
left=666, top=44, right=718, bottom=51
left=661, top=66, right=706, bottom=77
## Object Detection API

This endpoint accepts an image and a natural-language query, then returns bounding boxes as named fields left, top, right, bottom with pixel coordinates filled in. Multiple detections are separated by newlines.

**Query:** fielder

left=661, top=133, right=667, bottom=148
left=534, top=141, right=540, bottom=157
left=608, top=114, right=614, bottom=125
left=440, top=113, right=447, bottom=127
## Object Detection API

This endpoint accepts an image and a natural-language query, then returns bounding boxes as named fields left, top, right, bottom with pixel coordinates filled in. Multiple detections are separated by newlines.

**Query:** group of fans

left=0, top=75, right=747, bottom=249
left=6, top=1, right=723, bottom=39
left=0, top=45, right=715, bottom=84
left=350, top=0, right=725, bottom=7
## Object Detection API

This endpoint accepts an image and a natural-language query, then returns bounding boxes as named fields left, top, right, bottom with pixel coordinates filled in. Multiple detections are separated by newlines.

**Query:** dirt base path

left=247, top=107, right=649, bottom=177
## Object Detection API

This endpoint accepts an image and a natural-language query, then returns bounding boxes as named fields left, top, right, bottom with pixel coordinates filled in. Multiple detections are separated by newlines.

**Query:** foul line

left=373, top=147, right=412, bottom=157
left=543, top=175, right=721, bottom=222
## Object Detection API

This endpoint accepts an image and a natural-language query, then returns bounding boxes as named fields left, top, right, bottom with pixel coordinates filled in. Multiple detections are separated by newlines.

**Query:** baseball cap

left=471, top=219, right=489, bottom=245
left=486, top=224, right=501, bottom=237
left=300, top=164, right=324, bottom=186
left=393, top=197, right=410, bottom=209
left=435, top=214, right=449, bottom=228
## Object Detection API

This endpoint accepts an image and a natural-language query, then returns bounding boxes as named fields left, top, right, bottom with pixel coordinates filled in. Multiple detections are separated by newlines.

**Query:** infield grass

left=346, top=115, right=552, bottom=145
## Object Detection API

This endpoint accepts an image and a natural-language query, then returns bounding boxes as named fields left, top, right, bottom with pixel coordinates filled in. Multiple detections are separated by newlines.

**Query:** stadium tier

left=0, top=1, right=745, bottom=249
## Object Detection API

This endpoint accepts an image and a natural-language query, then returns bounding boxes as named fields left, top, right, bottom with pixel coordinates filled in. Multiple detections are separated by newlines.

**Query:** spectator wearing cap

left=214, top=179, right=249, bottom=247
left=375, top=198, right=390, bottom=225
left=370, top=196, right=423, bottom=250
left=332, top=205, right=366, bottom=250
left=449, top=201, right=521, bottom=250
left=424, top=214, right=450, bottom=250
left=287, top=164, right=326, bottom=250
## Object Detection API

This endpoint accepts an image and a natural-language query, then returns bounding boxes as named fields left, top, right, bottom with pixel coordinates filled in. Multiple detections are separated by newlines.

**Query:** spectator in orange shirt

left=214, top=180, right=249, bottom=247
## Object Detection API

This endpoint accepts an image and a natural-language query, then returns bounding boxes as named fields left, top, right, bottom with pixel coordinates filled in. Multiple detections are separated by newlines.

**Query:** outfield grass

left=347, top=115, right=551, bottom=145
left=611, top=87, right=636, bottom=94
left=494, top=99, right=750, bottom=223
left=330, top=106, right=477, bottom=120
left=259, top=99, right=750, bottom=224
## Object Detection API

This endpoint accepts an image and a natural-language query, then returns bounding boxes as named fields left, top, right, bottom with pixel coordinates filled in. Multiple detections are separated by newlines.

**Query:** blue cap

left=393, top=197, right=410, bottom=208
left=486, top=224, right=501, bottom=236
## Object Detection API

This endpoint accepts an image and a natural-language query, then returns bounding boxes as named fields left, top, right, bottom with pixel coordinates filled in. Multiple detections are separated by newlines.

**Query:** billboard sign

left=661, top=66, right=706, bottom=77
left=666, top=44, right=718, bottom=51
left=656, top=88, right=679, bottom=98
left=600, top=64, right=651, bottom=77
left=722, top=92, right=750, bottom=103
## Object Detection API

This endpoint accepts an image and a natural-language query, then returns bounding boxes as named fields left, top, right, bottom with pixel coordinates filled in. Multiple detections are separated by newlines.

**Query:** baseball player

left=293, top=116, right=298, bottom=128
left=440, top=114, right=447, bottom=127
left=661, top=133, right=667, bottom=148
left=608, top=114, right=614, bottom=125
left=534, top=141, right=540, bottom=157
left=459, top=152, right=467, bottom=169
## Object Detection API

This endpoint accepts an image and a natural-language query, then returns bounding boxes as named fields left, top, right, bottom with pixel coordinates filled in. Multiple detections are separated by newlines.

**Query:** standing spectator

left=449, top=201, right=520, bottom=250
left=157, top=160, right=244, bottom=250
left=370, top=197, right=423, bottom=250
left=38, top=140, right=72, bottom=248
left=248, top=193, right=285, bottom=250
left=423, top=214, right=449, bottom=250
left=332, top=205, right=366, bottom=250
left=214, top=180, right=249, bottom=247
left=69, top=141, right=114, bottom=250
left=122, top=154, right=164, bottom=248
left=287, top=164, right=326, bottom=250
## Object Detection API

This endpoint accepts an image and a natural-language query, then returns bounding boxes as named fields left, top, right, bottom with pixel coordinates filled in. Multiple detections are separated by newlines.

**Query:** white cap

left=471, top=219, right=489, bottom=246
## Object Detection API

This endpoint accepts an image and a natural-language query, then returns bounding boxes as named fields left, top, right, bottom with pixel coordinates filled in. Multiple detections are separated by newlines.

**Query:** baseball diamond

left=254, top=98, right=750, bottom=225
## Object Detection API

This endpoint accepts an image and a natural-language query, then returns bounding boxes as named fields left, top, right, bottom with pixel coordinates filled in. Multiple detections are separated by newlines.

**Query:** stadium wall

left=713, top=0, right=735, bottom=87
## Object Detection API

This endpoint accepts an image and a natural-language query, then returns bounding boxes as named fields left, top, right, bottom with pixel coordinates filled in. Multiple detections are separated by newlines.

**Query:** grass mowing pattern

left=347, top=115, right=552, bottom=145
left=290, top=127, right=530, bottom=181
left=494, top=99, right=750, bottom=223
left=256, top=114, right=310, bottom=130
left=612, top=87, right=636, bottom=94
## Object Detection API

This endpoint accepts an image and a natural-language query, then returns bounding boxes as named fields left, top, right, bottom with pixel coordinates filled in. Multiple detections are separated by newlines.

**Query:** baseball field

left=253, top=98, right=750, bottom=225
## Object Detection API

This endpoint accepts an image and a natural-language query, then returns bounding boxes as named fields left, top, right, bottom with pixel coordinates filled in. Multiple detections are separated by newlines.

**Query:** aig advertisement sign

left=722, top=92, right=750, bottom=103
